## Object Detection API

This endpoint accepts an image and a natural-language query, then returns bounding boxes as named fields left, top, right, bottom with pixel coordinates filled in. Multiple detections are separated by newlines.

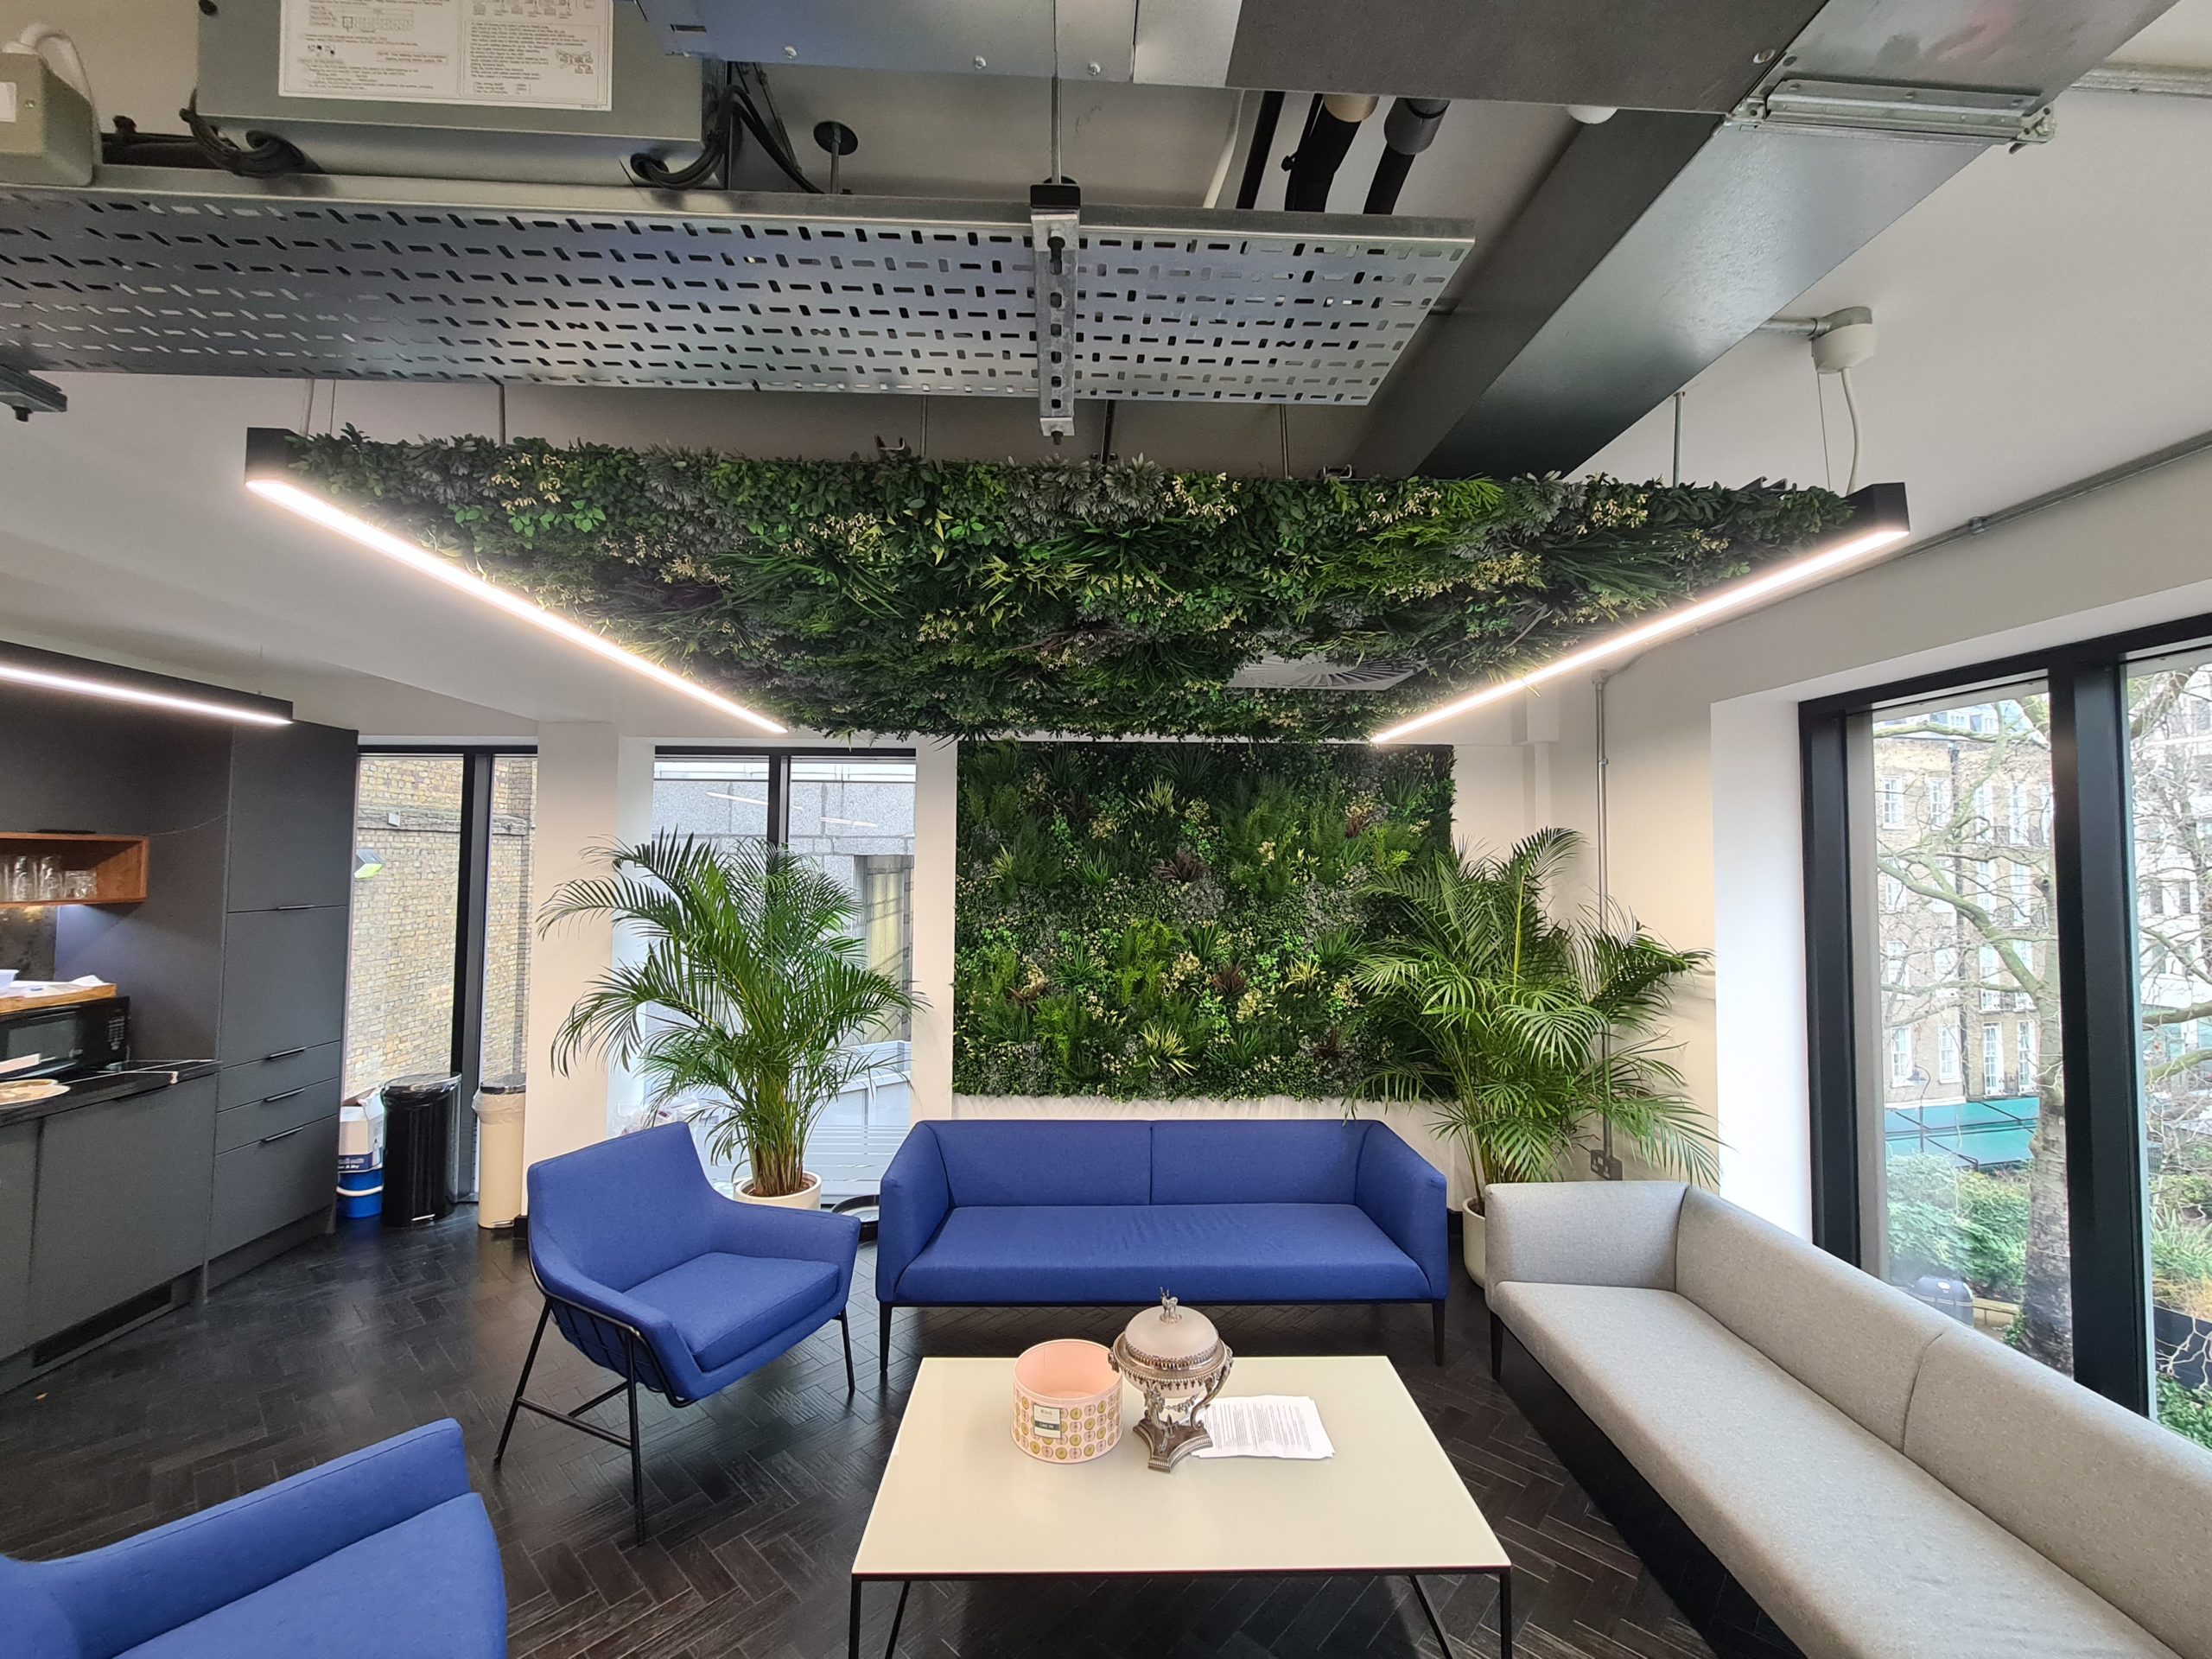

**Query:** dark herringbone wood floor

left=0, top=1216, right=1711, bottom=1659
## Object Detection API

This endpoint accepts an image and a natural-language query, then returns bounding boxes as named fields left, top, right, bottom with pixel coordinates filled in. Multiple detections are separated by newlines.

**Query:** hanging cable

left=630, top=79, right=733, bottom=188
left=1839, top=365, right=1864, bottom=494
left=729, top=79, right=820, bottom=191
left=180, top=92, right=314, bottom=176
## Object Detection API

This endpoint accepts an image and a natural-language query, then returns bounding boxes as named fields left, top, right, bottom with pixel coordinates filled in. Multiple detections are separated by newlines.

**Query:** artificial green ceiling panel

left=287, top=434, right=1853, bottom=739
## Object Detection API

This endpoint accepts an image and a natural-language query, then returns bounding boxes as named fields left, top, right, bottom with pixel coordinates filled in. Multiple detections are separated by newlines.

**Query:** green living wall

left=953, top=740, right=1452, bottom=1099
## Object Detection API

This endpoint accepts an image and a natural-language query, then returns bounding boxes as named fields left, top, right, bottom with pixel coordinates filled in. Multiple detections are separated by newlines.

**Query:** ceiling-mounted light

left=1372, top=482, right=1910, bottom=744
left=0, top=640, right=293, bottom=726
left=244, top=430, right=786, bottom=736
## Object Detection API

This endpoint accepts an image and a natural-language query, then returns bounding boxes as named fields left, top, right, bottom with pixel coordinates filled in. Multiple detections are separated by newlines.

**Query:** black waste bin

left=380, top=1072, right=458, bottom=1227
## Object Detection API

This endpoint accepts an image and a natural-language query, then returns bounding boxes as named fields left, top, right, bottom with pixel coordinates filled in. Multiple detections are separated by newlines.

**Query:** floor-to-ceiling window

left=651, top=751, right=917, bottom=1198
left=2126, top=651, right=2212, bottom=1444
left=343, top=748, right=537, bottom=1195
left=1806, top=620, right=2212, bottom=1448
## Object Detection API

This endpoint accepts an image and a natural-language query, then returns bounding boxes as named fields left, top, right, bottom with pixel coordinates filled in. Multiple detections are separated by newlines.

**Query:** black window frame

left=353, top=744, right=536, bottom=1199
left=652, top=747, right=918, bottom=848
left=1801, top=611, right=2212, bottom=1415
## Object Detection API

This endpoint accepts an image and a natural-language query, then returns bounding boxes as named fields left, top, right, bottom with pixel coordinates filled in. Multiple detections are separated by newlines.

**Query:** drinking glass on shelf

left=64, top=870, right=97, bottom=901
left=33, top=857, right=61, bottom=901
left=4, top=857, right=27, bottom=902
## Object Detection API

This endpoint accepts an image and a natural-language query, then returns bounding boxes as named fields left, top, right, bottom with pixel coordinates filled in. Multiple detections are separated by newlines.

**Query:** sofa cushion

left=895, top=1204, right=1430, bottom=1304
left=1486, top=1180, right=1684, bottom=1290
left=1675, top=1187, right=1952, bottom=1449
left=1904, top=1326, right=2212, bottom=1659
left=119, top=1494, right=504, bottom=1659
left=933, top=1122, right=1153, bottom=1207
left=1494, top=1282, right=2177, bottom=1659
left=1150, top=1121, right=1361, bottom=1205
left=0, top=1559, right=77, bottom=1659
left=628, top=1252, right=841, bottom=1371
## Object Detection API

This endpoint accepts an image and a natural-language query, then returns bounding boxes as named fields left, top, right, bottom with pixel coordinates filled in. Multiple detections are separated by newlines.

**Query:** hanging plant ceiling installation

left=286, top=434, right=1853, bottom=739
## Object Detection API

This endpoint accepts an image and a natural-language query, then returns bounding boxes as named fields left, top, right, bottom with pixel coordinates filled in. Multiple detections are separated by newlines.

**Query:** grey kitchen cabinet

left=216, top=1074, right=342, bottom=1154
left=210, top=1113, right=339, bottom=1258
left=26, top=1077, right=218, bottom=1342
left=226, top=721, right=359, bottom=913
left=216, top=905, right=349, bottom=1066
left=0, top=1122, right=35, bottom=1358
left=218, top=1039, right=341, bottom=1111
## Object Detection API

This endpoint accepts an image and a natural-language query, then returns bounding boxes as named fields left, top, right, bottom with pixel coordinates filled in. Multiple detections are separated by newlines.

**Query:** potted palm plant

left=1357, top=827, right=1717, bottom=1284
left=544, top=833, right=918, bottom=1207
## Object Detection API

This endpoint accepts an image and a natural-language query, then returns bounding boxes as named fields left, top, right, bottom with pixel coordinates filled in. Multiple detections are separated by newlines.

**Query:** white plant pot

left=734, top=1171, right=823, bottom=1209
left=1462, top=1199, right=1487, bottom=1288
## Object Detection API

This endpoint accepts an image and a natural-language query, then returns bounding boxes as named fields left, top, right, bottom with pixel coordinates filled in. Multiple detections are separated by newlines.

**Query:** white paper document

left=1193, top=1395, right=1335, bottom=1460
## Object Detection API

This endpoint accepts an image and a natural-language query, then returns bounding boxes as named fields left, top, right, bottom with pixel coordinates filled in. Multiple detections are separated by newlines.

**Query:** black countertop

left=0, top=1059, right=219, bottom=1126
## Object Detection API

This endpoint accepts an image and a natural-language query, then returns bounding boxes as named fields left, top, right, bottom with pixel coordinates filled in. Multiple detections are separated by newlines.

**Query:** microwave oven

left=0, top=995, right=129, bottom=1080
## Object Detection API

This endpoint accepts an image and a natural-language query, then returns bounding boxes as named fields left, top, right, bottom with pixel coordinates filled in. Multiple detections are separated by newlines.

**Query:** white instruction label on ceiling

left=278, top=0, right=613, bottom=111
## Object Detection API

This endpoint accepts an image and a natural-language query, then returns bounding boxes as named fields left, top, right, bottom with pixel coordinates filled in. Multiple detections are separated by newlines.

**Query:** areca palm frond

left=543, top=833, right=920, bottom=1198
left=1356, top=829, right=1716, bottom=1202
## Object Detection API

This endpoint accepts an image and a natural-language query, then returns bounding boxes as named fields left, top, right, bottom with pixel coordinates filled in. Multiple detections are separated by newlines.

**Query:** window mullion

left=2049, top=657, right=2156, bottom=1413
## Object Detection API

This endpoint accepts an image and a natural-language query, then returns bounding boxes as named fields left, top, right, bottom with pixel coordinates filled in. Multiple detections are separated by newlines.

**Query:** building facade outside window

left=650, top=752, right=916, bottom=1199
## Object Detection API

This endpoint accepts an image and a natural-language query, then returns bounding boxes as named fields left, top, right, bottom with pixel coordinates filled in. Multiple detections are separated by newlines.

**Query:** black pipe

left=1283, top=94, right=1375, bottom=213
left=1363, top=97, right=1448, bottom=214
left=1233, top=89, right=1285, bottom=211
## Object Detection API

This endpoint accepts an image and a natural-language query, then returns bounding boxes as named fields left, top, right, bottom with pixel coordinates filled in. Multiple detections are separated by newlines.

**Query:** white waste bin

left=474, top=1075, right=526, bottom=1230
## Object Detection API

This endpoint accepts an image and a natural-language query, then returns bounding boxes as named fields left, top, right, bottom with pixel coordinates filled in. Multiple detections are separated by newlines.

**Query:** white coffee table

left=849, top=1353, right=1513, bottom=1657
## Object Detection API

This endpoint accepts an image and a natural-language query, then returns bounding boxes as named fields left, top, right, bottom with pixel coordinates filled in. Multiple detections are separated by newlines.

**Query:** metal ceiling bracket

left=0, top=363, right=66, bottom=421
left=1030, top=180, right=1082, bottom=442
left=1730, top=78, right=2056, bottom=146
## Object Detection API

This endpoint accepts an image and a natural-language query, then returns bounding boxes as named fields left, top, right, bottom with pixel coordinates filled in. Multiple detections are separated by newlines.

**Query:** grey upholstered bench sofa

left=1487, top=1180, right=2212, bottom=1659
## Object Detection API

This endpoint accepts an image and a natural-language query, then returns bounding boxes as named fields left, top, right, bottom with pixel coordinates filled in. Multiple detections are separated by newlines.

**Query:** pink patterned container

left=1011, top=1339, right=1124, bottom=1464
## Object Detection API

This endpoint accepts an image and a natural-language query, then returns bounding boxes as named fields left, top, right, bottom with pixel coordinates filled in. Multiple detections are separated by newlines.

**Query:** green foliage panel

left=954, top=740, right=1452, bottom=1099
left=284, top=433, right=1853, bottom=739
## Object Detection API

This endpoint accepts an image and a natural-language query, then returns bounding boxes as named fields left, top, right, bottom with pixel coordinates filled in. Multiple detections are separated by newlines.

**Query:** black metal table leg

left=1408, top=1574, right=1458, bottom=1656
left=1499, top=1568, right=1514, bottom=1659
left=881, top=1580, right=912, bottom=1657
left=847, top=1580, right=861, bottom=1659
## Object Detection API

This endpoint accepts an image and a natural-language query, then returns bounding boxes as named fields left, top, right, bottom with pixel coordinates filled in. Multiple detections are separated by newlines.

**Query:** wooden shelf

left=0, top=832, right=149, bottom=906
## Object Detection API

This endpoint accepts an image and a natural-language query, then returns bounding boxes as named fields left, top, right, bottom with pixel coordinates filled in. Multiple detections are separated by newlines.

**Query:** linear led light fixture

left=243, top=429, right=785, bottom=735
left=1372, top=482, right=1910, bottom=744
left=0, top=639, right=293, bottom=726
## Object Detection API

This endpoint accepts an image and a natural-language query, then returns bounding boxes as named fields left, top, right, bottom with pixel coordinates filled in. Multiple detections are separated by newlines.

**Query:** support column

left=908, top=738, right=958, bottom=1121
left=520, top=723, right=655, bottom=1183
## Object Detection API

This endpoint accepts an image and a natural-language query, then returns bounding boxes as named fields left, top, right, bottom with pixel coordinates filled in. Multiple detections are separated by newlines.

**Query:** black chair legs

left=879, top=1302, right=893, bottom=1389
left=837, top=1310, right=855, bottom=1395
left=1433, top=1300, right=1447, bottom=1366
left=496, top=1300, right=551, bottom=1465
left=495, top=1296, right=655, bottom=1542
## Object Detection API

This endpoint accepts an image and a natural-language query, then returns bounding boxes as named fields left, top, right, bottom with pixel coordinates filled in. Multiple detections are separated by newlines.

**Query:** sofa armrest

left=1486, top=1180, right=1686, bottom=1290
left=29, top=1421, right=473, bottom=1659
left=708, top=1199, right=862, bottom=1305
left=877, top=1123, right=950, bottom=1303
left=1355, top=1122, right=1450, bottom=1300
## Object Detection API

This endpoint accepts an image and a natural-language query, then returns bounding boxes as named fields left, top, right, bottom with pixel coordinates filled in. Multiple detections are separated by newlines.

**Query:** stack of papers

left=1193, top=1395, right=1334, bottom=1460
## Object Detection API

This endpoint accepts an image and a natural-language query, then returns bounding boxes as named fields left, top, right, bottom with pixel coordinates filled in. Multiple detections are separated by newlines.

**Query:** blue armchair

left=0, top=1420, right=503, bottom=1659
left=499, top=1123, right=861, bottom=1540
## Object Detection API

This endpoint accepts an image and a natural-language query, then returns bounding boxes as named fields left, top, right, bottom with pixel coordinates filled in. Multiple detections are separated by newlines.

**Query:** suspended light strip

left=1372, top=483, right=1911, bottom=744
left=0, top=661, right=292, bottom=726
left=245, top=476, right=787, bottom=735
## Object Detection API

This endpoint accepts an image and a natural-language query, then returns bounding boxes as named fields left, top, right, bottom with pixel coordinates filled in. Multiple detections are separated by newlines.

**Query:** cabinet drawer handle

left=272, top=904, right=315, bottom=912
left=259, top=1125, right=307, bottom=1145
left=261, top=1047, right=308, bottom=1063
left=262, top=1086, right=309, bottom=1105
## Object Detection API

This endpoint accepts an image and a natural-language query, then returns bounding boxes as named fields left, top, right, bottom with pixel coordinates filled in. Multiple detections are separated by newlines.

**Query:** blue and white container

left=336, top=1092, right=387, bottom=1219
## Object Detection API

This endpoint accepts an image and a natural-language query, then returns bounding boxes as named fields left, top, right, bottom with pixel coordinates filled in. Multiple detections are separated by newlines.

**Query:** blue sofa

left=876, top=1118, right=1449, bottom=1382
left=0, top=1419, right=504, bottom=1659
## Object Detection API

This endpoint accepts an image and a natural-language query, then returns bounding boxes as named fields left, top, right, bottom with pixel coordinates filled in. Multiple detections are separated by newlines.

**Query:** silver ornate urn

left=1108, top=1293, right=1234, bottom=1471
